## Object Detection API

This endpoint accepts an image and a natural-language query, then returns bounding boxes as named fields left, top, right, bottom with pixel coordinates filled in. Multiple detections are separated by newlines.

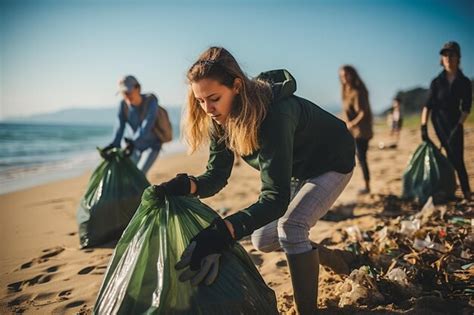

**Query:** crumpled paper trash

left=336, top=266, right=385, bottom=307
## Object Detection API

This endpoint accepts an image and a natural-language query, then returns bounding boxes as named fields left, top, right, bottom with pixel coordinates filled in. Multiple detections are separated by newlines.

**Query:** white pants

left=130, top=147, right=161, bottom=175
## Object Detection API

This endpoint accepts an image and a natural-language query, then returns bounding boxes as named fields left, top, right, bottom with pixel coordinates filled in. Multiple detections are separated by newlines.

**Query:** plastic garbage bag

left=94, top=186, right=279, bottom=315
left=402, top=141, right=456, bottom=204
left=77, top=148, right=150, bottom=248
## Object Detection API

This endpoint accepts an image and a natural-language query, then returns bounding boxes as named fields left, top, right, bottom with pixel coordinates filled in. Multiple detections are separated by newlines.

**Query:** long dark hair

left=340, top=65, right=369, bottom=101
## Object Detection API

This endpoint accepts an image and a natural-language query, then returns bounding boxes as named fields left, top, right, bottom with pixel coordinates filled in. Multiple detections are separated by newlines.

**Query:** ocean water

left=0, top=114, right=185, bottom=195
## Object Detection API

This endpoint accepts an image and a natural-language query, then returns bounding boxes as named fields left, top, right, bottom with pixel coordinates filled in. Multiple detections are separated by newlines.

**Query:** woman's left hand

left=175, top=217, right=234, bottom=286
left=153, top=173, right=191, bottom=198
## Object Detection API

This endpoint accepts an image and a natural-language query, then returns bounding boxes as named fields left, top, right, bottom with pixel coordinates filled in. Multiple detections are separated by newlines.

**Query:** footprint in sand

left=91, top=265, right=108, bottom=275
left=7, top=293, right=33, bottom=308
left=58, top=289, right=72, bottom=298
left=66, top=300, right=85, bottom=308
left=78, top=266, right=95, bottom=275
left=41, top=247, right=65, bottom=259
left=276, top=259, right=288, bottom=267
left=34, top=292, right=56, bottom=301
left=20, top=261, right=33, bottom=269
left=52, top=300, right=86, bottom=313
left=31, top=292, right=64, bottom=307
left=7, top=281, right=23, bottom=292
left=249, top=252, right=263, bottom=266
left=7, top=273, right=55, bottom=292
left=39, top=274, right=54, bottom=284
left=18, top=247, right=65, bottom=271
left=45, top=265, right=60, bottom=273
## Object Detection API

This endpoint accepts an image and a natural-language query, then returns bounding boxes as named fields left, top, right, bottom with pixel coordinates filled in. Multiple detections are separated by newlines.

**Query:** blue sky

left=1, top=0, right=473, bottom=119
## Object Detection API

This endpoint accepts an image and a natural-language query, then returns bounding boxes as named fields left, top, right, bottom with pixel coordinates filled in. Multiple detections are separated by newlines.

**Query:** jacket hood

left=256, top=69, right=297, bottom=102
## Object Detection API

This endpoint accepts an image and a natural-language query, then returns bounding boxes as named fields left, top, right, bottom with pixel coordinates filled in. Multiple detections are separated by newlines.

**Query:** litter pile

left=327, top=196, right=473, bottom=312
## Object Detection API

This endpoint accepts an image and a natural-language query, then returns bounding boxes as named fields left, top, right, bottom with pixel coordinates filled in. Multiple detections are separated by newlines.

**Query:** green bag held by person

left=76, top=147, right=150, bottom=248
left=402, top=140, right=456, bottom=204
left=93, top=186, right=279, bottom=315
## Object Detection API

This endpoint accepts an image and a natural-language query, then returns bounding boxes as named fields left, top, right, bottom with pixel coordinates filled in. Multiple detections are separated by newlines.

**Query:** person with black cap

left=104, top=75, right=162, bottom=174
left=420, top=41, right=472, bottom=201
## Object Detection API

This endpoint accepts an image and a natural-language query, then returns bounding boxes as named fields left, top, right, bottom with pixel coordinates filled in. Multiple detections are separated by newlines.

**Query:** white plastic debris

left=386, top=268, right=409, bottom=287
left=415, top=196, right=436, bottom=225
left=385, top=267, right=420, bottom=295
left=400, top=219, right=421, bottom=236
left=336, top=266, right=384, bottom=307
left=412, top=235, right=446, bottom=253
left=345, top=225, right=363, bottom=242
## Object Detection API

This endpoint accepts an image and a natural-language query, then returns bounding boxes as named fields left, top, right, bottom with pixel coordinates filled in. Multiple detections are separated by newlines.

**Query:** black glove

left=100, top=144, right=116, bottom=160
left=102, top=143, right=115, bottom=152
left=175, top=217, right=234, bottom=286
left=124, top=138, right=134, bottom=157
left=421, top=125, right=429, bottom=142
left=154, top=173, right=191, bottom=198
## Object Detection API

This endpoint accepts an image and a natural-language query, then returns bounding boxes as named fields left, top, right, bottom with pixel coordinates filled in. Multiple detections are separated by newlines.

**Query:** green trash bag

left=77, top=148, right=150, bottom=248
left=93, top=186, right=279, bottom=315
left=402, top=140, right=456, bottom=204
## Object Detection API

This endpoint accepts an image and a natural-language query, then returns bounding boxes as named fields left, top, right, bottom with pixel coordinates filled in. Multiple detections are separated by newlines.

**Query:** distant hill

left=385, top=79, right=474, bottom=115
left=394, top=87, right=429, bottom=115
left=5, top=105, right=183, bottom=127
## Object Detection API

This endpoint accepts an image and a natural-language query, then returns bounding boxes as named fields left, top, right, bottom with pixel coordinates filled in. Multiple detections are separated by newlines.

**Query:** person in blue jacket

left=105, top=75, right=162, bottom=174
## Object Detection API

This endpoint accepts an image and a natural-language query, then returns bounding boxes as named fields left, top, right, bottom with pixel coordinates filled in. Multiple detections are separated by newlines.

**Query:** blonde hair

left=340, top=65, right=369, bottom=101
left=184, top=47, right=272, bottom=156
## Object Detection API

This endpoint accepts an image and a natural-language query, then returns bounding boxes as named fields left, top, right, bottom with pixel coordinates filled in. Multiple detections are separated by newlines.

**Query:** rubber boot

left=311, top=242, right=357, bottom=275
left=311, top=241, right=355, bottom=275
left=286, top=248, right=319, bottom=315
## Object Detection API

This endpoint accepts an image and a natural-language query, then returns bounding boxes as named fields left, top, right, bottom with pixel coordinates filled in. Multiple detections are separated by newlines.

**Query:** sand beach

left=1, top=122, right=473, bottom=314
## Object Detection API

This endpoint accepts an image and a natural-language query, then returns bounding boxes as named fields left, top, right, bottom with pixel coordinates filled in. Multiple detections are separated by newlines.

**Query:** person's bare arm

left=421, top=107, right=430, bottom=125
left=347, top=111, right=365, bottom=129
left=347, top=93, right=366, bottom=129
left=189, top=178, right=197, bottom=194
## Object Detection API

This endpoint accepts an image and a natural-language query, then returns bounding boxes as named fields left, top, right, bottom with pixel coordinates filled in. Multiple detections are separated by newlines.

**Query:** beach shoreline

left=0, top=140, right=187, bottom=196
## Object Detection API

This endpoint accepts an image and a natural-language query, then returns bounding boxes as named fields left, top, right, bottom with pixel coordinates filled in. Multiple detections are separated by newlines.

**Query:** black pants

left=432, top=116, right=471, bottom=196
left=355, top=138, right=370, bottom=182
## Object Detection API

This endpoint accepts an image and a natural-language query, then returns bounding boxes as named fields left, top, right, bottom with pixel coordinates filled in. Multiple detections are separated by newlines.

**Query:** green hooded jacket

left=195, top=69, right=355, bottom=238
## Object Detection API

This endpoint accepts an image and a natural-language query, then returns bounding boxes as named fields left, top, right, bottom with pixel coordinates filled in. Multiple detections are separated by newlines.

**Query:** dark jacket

left=196, top=70, right=355, bottom=238
left=426, top=69, right=472, bottom=127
